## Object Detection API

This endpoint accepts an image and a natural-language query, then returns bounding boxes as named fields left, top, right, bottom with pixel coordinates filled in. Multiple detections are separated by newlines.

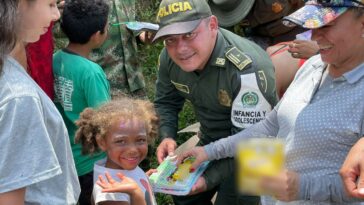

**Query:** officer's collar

left=207, top=29, right=228, bottom=68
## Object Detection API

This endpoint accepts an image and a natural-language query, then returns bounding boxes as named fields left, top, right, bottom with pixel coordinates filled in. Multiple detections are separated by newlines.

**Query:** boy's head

left=61, top=0, right=109, bottom=44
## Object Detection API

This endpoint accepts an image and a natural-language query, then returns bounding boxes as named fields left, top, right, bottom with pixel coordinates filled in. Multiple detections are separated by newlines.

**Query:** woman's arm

left=205, top=107, right=280, bottom=160
left=0, top=188, right=25, bottom=205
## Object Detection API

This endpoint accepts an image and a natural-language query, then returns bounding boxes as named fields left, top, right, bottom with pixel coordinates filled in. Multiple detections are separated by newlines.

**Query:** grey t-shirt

left=0, top=57, right=80, bottom=204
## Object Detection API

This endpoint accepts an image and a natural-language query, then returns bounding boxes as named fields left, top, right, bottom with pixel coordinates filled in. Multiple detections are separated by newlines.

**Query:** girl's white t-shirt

left=93, top=158, right=157, bottom=205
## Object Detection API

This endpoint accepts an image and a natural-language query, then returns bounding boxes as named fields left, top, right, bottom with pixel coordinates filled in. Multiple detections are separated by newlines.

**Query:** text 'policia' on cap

left=153, top=0, right=212, bottom=42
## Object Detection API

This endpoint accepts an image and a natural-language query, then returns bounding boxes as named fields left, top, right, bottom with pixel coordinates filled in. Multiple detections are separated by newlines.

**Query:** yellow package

left=171, top=157, right=195, bottom=181
left=237, top=138, right=284, bottom=195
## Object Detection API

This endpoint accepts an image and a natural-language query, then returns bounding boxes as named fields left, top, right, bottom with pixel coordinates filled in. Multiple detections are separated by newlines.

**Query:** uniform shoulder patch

left=225, top=47, right=252, bottom=71
left=171, top=80, right=190, bottom=94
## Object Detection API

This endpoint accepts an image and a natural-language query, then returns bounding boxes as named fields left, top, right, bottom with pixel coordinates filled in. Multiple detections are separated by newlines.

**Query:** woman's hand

left=261, top=169, right=300, bottom=202
left=189, top=176, right=207, bottom=195
left=177, top=146, right=209, bottom=172
left=340, top=138, right=364, bottom=199
left=288, top=40, right=319, bottom=59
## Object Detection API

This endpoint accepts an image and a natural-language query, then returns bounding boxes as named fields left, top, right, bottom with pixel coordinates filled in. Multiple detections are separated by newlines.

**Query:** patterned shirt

left=90, top=0, right=145, bottom=97
left=205, top=55, right=364, bottom=204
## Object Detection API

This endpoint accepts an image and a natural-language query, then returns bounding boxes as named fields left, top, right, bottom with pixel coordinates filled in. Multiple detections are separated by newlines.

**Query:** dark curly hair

left=61, top=0, right=109, bottom=44
left=75, top=98, right=159, bottom=155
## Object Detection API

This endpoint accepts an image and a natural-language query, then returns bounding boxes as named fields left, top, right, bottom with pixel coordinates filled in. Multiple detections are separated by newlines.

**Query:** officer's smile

left=178, top=52, right=196, bottom=61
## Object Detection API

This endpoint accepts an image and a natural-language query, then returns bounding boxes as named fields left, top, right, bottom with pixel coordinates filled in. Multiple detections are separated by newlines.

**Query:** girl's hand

left=97, top=172, right=147, bottom=205
left=97, top=172, right=140, bottom=195
left=145, top=169, right=158, bottom=177
left=261, top=169, right=300, bottom=202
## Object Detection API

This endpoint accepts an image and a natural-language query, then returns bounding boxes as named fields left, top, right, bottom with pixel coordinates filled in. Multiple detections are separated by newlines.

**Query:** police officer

left=153, top=0, right=278, bottom=204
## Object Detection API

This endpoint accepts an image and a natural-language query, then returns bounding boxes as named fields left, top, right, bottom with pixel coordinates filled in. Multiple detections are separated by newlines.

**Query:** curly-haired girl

left=75, top=98, right=158, bottom=205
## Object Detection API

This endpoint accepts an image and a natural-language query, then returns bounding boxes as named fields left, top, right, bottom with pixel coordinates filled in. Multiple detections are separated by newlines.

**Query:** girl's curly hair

left=75, top=98, right=159, bottom=155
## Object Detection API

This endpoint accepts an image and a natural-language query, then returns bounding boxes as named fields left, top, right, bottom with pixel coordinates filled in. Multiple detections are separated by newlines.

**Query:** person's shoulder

left=224, top=46, right=254, bottom=72
left=158, top=48, right=176, bottom=69
left=294, top=55, right=324, bottom=78
left=299, top=55, right=323, bottom=71
left=219, top=28, right=261, bottom=49
left=219, top=28, right=272, bottom=70
left=134, top=166, right=147, bottom=175
left=82, top=62, right=107, bottom=83
left=0, top=58, right=39, bottom=105
left=53, top=49, right=86, bottom=67
left=159, top=48, right=170, bottom=62
left=69, top=51, right=104, bottom=74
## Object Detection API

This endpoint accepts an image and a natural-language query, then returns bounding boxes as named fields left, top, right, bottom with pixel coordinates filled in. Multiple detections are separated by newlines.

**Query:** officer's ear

left=208, top=15, right=218, bottom=31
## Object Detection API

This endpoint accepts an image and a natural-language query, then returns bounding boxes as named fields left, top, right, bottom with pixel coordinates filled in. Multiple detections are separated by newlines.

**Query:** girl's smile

left=98, top=118, right=148, bottom=170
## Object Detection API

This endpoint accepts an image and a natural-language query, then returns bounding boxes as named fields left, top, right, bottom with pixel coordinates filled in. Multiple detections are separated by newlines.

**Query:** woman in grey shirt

left=0, top=0, right=80, bottom=204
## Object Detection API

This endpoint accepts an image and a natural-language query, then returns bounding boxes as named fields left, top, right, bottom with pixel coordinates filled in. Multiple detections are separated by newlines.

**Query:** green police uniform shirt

left=155, top=28, right=278, bottom=145
left=53, top=49, right=110, bottom=176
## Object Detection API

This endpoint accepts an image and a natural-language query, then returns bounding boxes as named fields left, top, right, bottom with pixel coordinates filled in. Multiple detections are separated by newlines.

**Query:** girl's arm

left=97, top=172, right=146, bottom=205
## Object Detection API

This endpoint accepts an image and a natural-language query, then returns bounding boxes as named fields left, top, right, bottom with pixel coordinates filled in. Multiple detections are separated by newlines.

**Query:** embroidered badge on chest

left=218, top=89, right=231, bottom=107
left=171, top=80, right=190, bottom=94
left=241, top=92, right=259, bottom=108
left=215, top=58, right=226, bottom=66
left=258, top=70, right=268, bottom=93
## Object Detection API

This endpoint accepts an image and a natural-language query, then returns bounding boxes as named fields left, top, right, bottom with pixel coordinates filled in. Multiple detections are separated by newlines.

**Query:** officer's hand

left=188, top=176, right=207, bottom=195
left=177, top=146, right=208, bottom=173
left=156, top=138, right=177, bottom=164
left=340, top=138, right=364, bottom=199
left=139, top=31, right=155, bottom=45
left=288, top=40, right=319, bottom=59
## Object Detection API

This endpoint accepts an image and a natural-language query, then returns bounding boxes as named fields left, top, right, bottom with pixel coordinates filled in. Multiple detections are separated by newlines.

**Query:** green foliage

left=136, top=0, right=160, bottom=21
